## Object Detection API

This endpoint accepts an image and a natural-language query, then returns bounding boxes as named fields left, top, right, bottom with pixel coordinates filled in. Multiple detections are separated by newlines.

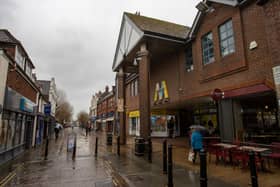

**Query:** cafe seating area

left=203, top=137, right=280, bottom=172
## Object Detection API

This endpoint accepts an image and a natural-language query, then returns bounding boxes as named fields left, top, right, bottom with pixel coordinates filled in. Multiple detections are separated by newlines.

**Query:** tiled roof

left=125, top=12, right=190, bottom=39
left=0, top=29, right=18, bottom=43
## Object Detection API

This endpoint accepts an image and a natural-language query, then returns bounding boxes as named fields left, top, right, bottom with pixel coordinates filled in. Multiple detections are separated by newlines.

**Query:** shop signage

left=273, top=66, right=280, bottom=85
left=117, top=98, right=124, bottom=112
left=44, top=104, right=51, bottom=115
left=154, top=80, right=169, bottom=104
left=129, top=110, right=140, bottom=118
left=20, top=98, right=35, bottom=113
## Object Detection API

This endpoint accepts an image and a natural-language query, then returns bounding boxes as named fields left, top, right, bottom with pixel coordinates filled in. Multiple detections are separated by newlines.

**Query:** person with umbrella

left=190, top=126, right=203, bottom=164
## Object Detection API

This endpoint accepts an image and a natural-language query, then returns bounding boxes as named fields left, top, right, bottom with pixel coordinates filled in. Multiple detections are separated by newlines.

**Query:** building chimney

left=105, top=86, right=109, bottom=92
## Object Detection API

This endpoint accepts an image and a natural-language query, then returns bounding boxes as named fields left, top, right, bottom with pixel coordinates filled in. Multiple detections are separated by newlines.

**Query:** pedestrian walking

left=54, top=123, right=60, bottom=140
left=191, top=128, right=203, bottom=164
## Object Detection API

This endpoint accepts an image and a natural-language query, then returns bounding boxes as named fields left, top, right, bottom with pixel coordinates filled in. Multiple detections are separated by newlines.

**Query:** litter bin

left=106, top=132, right=113, bottom=145
left=135, top=137, right=145, bottom=156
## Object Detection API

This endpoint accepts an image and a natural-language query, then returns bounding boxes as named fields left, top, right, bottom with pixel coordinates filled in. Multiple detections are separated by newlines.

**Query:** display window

left=151, top=115, right=176, bottom=137
left=6, top=113, right=16, bottom=149
left=0, top=119, right=8, bottom=151
left=129, top=117, right=140, bottom=136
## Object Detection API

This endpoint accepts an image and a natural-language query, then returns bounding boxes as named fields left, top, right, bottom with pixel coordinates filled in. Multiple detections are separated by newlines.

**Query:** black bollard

left=249, top=151, right=258, bottom=187
left=95, top=137, right=98, bottom=157
left=44, top=137, right=49, bottom=160
left=163, top=140, right=167, bottom=174
left=167, top=144, right=173, bottom=187
left=72, top=134, right=77, bottom=160
left=117, top=136, right=120, bottom=156
left=200, top=149, right=208, bottom=187
left=148, top=137, right=152, bottom=163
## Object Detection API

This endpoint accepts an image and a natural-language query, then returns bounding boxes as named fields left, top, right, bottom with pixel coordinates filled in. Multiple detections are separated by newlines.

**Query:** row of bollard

left=162, top=139, right=259, bottom=187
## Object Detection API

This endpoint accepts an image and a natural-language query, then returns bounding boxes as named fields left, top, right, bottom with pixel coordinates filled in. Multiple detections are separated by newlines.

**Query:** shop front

left=0, top=87, right=36, bottom=165
left=127, top=110, right=179, bottom=137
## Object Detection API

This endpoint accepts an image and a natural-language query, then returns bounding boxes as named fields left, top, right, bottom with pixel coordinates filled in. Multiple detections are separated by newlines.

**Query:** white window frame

left=219, top=19, right=235, bottom=57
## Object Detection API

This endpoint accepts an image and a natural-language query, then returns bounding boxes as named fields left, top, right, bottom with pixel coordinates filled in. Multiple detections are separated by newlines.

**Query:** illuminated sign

left=154, top=80, right=169, bottom=104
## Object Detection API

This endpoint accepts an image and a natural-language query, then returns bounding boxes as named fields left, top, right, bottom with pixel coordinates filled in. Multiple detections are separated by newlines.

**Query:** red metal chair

left=231, top=148, right=249, bottom=169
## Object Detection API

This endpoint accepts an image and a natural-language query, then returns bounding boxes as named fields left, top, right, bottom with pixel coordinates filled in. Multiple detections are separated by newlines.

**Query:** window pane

left=0, top=119, right=8, bottom=151
left=219, top=20, right=235, bottom=57
left=202, top=32, right=214, bottom=65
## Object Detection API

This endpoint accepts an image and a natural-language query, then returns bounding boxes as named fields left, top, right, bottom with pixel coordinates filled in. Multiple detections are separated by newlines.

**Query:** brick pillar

left=116, top=68, right=126, bottom=144
left=137, top=43, right=151, bottom=140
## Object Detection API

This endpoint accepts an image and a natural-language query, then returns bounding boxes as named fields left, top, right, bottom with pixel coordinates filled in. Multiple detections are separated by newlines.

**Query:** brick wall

left=6, top=64, right=37, bottom=103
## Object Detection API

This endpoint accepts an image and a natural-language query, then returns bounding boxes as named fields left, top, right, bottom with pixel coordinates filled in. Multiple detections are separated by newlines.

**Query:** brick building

left=113, top=0, right=280, bottom=145
left=96, top=86, right=116, bottom=132
left=0, top=30, right=40, bottom=164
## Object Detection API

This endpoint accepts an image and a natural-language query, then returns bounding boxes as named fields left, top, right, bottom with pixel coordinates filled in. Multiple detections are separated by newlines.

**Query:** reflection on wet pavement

left=3, top=127, right=240, bottom=187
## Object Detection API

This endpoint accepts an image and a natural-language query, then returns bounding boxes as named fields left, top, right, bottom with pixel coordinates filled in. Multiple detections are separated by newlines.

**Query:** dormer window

left=25, top=62, right=32, bottom=77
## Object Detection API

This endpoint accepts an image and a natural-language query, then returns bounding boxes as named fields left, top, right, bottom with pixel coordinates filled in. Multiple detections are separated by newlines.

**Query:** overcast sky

left=0, top=0, right=199, bottom=117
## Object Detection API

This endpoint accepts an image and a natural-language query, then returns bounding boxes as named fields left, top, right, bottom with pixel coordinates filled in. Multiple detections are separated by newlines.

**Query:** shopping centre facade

left=112, top=0, right=280, bottom=144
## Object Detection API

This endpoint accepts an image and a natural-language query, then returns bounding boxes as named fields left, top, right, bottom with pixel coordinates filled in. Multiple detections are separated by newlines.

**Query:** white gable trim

left=208, top=0, right=239, bottom=6
left=112, top=14, right=144, bottom=71
left=188, top=0, right=239, bottom=39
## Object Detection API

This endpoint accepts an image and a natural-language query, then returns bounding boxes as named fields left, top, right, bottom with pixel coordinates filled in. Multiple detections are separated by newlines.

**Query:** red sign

left=211, top=88, right=224, bottom=101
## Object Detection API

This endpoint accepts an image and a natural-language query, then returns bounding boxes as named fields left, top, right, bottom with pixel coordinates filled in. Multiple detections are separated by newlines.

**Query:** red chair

left=268, top=144, right=280, bottom=166
left=231, top=148, right=249, bottom=168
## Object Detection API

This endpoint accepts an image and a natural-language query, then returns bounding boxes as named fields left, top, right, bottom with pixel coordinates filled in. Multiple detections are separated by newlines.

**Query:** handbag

left=188, top=150, right=194, bottom=162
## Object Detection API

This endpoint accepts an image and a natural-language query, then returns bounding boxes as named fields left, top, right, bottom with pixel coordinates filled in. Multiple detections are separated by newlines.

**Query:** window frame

left=201, top=32, right=215, bottom=65
left=185, top=46, right=193, bottom=72
left=218, top=19, right=235, bottom=57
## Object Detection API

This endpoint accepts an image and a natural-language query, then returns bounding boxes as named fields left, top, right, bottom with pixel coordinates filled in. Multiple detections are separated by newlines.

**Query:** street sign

left=211, top=88, right=224, bottom=101
left=44, top=104, right=51, bottom=115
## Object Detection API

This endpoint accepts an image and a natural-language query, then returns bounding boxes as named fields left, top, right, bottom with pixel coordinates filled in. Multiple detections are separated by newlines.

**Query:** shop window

left=21, top=115, right=25, bottom=144
left=202, top=32, right=215, bottom=65
left=185, top=46, right=193, bottom=72
left=129, top=117, right=139, bottom=136
left=14, top=114, right=22, bottom=145
left=0, top=119, right=8, bottom=151
left=219, top=19, right=235, bottom=57
left=6, top=113, right=16, bottom=149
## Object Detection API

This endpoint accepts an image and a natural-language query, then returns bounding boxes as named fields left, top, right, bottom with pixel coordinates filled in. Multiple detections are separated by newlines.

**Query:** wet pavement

left=0, top=127, right=242, bottom=187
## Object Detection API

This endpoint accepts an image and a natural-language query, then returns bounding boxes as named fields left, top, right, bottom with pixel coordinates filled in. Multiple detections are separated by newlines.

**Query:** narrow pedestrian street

left=1, top=127, right=239, bottom=187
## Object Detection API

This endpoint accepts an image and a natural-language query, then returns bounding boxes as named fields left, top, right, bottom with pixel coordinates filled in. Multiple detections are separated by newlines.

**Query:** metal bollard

left=163, top=140, right=167, bottom=174
left=167, top=144, right=173, bottom=187
left=249, top=151, right=258, bottom=187
left=44, top=137, right=49, bottom=160
left=72, top=135, right=77, bottom=160
left=95, top=137, right=98, bottom=157
left=117, top=136, right=120, bottom=156
left=148, top=137, right=152, bottom=163
left=200, top=149, right=208, bottom=187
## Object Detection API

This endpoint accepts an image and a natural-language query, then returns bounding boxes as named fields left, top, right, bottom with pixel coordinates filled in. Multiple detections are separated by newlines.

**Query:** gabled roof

left=188, top=0, right=247, bottom=39
left=0, top=29, right=35, bottom=68
left=125, top=12, right=190, bottom=40
left=112, top=12, right=190, bottom=71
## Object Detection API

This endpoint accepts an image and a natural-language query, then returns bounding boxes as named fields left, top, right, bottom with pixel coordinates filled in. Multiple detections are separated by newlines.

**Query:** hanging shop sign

left=117, top=98, right=124, bottom=112
left=211, top=88, right=224, bottom=101
left=154, top=80, right=169, bottom=104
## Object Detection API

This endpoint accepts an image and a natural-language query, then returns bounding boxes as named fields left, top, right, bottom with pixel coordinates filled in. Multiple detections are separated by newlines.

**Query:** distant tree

left=55, top=88, right=73, bottom=124
left=77, top=111, right=89, bottom=128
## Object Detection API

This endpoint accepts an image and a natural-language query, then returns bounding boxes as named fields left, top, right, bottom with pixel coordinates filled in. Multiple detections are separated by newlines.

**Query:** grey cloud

left=0, top=0, right=199, bottom=116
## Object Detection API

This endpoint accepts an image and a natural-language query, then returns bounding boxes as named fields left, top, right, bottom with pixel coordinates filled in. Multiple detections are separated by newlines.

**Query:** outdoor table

left=238, top=146, right=270, bottom=171
left=212, top=143, right=238, bottom=164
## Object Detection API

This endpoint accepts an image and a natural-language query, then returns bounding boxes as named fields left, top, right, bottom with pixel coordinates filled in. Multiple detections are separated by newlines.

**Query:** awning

left=106, top=117, right=114, bottom=122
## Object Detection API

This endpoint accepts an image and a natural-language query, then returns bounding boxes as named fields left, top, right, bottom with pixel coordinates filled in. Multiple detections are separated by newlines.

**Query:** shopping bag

left=188, top=150, right=194, bottom=162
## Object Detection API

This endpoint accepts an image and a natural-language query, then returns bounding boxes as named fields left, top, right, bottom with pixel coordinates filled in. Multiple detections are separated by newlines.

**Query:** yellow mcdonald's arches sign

left=154, top=80, right=169, bottom=103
